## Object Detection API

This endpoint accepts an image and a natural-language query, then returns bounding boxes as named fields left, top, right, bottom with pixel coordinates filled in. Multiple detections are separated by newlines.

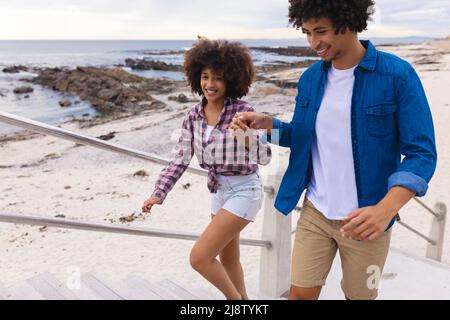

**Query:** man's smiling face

left=302, top=17, right=352, bottom=62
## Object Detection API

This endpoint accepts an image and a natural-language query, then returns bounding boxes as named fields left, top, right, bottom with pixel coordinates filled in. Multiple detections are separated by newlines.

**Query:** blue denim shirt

left=266, top=40, right=437, bottom=229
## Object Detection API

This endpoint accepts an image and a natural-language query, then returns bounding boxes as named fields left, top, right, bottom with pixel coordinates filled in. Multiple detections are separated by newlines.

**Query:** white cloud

left=0, top=0, right=448, bottom=39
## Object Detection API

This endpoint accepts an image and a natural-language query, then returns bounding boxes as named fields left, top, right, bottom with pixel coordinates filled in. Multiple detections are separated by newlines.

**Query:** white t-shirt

left=306, top=64, right=359, bottom=220
left=205, top=125, right=214, bottom=141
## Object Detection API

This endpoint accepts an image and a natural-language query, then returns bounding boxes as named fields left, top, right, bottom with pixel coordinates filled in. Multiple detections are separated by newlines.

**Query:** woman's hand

left=142, top=196, right=162, bottom=214
left=230, top=112, right=273, bottom=134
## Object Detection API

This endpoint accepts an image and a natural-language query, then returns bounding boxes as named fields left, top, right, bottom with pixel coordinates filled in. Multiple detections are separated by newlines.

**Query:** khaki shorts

left=292, top=198, right=391, bottom=300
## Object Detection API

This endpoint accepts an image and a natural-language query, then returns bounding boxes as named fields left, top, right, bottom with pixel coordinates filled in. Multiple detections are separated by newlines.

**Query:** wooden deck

left=0, top=272, right=279, bottom=300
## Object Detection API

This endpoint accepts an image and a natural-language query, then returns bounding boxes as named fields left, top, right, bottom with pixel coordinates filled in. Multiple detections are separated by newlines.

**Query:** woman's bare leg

left=219, top=235, right=249, bottom=300
left=211, top=214, right=249, bottom=300
left=190, top=209, right=249, bottom=300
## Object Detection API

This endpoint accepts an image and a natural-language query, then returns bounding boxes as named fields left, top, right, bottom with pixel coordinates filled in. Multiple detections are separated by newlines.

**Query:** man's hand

left=230, top=112, right=273, bottom=134
left=340, top=186, right=416, bottom=242
left=340, top=205, right=396, bottom=242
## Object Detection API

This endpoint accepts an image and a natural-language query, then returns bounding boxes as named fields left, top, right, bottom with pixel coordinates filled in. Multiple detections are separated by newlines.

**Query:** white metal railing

left=0, top=212, right=271, bottom=248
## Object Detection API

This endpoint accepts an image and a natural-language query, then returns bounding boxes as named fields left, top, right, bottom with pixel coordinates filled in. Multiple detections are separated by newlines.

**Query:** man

left=230, top=0, right=436, bottom=300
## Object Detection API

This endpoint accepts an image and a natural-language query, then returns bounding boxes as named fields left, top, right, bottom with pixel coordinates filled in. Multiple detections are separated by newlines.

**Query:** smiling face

left=200, top=67, right=227, bottom=104
left=302, top=17, right=354, bottom=63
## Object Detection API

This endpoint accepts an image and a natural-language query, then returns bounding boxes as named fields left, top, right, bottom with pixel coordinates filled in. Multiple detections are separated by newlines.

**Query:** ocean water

left=0, top=39, right=316, bottom=69
left=0, top=37, right=429, bottom=133
left=0, top=39, right=315, bottom=133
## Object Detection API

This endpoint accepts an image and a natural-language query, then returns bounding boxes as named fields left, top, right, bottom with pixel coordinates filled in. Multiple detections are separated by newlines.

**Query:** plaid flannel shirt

left=152, top=98, right=271, bottom=203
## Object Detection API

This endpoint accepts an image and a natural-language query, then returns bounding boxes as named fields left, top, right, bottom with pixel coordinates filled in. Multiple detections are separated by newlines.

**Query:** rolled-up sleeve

left=388, top=171, right=429, bottom=197
left=388, top=66, right=437, bottom=196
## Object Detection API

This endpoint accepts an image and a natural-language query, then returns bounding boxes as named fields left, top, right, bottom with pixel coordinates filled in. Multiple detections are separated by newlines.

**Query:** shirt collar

left=197, top=97, right=235, bottom=120
left=358, top=40, right=377, bottom=71
left=321, top=40, right=377, bottom=72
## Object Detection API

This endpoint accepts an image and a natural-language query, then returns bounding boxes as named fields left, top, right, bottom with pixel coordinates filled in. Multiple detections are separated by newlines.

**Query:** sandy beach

left=0, top=38, right=449, bottom=295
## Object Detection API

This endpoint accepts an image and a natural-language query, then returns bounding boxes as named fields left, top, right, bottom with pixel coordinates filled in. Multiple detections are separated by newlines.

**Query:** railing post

left=259, top=170, right=291, bottom=298
left=426, top=202, right=447, bottom=261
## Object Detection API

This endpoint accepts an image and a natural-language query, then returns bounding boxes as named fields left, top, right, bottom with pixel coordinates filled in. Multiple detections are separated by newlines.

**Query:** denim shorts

left=211, top=171, right=264, bottom=222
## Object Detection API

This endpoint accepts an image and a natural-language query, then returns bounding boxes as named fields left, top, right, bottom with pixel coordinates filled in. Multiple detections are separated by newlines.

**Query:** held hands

left=229, top=112, right=273, bottom=148
left=141, top=196, right=162, bottom=215
left=229, top=112, right=272, bottom=132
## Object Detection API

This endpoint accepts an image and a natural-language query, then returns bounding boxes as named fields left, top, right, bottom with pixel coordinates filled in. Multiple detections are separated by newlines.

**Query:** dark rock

left=24, top=95, right=30, bottom=99
left=13, top=86, right=34, bottom=94
left=133, top=170, right=149, bottom=177
left=125, top=58, right=182, bottom=71
left=59, top=100, right=72, bottom=107
left=97, top=131, right=116, bottom=141
left=97, top=88, right=119, bottom=101
left=168, top=93, right=192, bottom=103
left=182, top=183, right=191, bottom=190
left=177, top=93, right=188, bottom=103
left=266, top=79, right=298, bottom=89
left=3, top=65, right=28, bottom=73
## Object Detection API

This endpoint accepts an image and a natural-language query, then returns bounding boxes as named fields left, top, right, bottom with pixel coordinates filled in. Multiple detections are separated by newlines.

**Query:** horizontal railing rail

left=0, top=212, right=271, bottom=249
left=0, top=111, right=275, bottom=195
left=398, top=221, right=436, bottom=245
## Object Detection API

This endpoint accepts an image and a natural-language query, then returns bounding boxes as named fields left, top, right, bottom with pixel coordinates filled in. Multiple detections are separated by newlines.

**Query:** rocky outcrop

left=141, top=50, right=184, bottom=56
left=251, top=46, right=317, bottom=57
left=29, top=67, right=178, bottom=115
left=125, top=58, right=182, bottom=71
left=3, top=65, right=28, bottom=73
left=257, top=59, right=317, bottom=73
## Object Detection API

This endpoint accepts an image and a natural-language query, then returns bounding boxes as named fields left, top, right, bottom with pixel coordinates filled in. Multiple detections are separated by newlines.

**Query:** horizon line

left=0, top=35, right=437, bottom=42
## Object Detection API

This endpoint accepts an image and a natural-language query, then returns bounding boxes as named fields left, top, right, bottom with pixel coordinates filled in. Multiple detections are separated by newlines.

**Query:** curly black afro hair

left=183, top=39, right=256, bottom=101
left=288, top=0, right=376, bottom=34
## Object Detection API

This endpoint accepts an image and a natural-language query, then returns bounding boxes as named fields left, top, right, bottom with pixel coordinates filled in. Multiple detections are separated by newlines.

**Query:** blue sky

left=0, top=0, right=449, bottom=40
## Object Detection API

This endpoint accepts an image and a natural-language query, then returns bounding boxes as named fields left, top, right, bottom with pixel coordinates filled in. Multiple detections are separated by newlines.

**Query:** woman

left=141, top=39, right=271, bottom=300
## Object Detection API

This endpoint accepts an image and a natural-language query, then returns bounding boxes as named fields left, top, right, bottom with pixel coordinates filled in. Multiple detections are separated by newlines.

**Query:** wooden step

left=121, top=275, right=180, bottom=300
left=100, top=275, right=162, bottom=300
left=189, top=284, right=224, bottom=300
left=6, top=281, right=46, bottom=300
left=26, top=272, right=79, bottom=300
left=157, top=279, right=200, bottom=300
left=0, top=272, right=286, bottom=300
left=0, top=283, right=9, bottom=300
left=80, top=273, right=124, bottom=300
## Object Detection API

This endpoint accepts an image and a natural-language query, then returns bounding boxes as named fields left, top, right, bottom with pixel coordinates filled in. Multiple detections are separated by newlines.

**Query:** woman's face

left=200, top=67, right=226, bottom=104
